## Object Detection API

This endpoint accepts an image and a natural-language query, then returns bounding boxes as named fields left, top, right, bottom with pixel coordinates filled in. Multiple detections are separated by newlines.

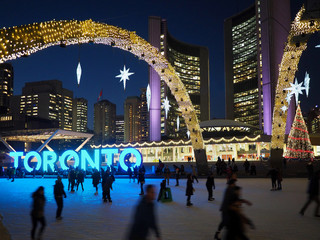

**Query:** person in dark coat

left=102, top=170, right=114, bottom=202
left=277, top=169, right=283, bottom=190
left=175, top=167, right=180, bottom=186
left=138, top=170, right=145, bottom=195
left=163, top=165, right=171, bottom=186
left=243, top=159, right=250, bottom=174
left=128, top=166, right=133, bottom=183
left=206, top=171, right=215, bottom=201
left=306, top=161, right=314, bottom=180
left=250, top=163, right=256, bottom=175
left=157, top=180, right=166, bottom=202
left=299, top=170, right=320, bottom=217
left=267, top=167, right=278, bottom=191
left=54, top=176, right=67, bottom=220
left=128, top=185, right=161, bottom=240
left=69, top=168, right=76, bottom=192
left=31, top=186, right=46, bottom=240
left=92, top=169, right=101, bottom=194
left=76, top=170, right=85, bottom=191
left=133, top=166, right=138, bottom=183
left=186, top=173, right=194, bottom=206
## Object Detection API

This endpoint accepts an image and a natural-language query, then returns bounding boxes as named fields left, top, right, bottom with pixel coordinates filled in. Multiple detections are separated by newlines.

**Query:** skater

left=186, top=173, right=194, bottom=206
left=175, top=167, right=180, bottom=186
left=243, top=159, right=250, bottom=174
left=128, top=166, right=133, bottom=183
left=128, top=185, right=161, bottom=240
left=92, top=169, right=101, bottom=194
left=191, top=165, right=198, bottom=183
left=133, top=166, right=138, bottom=183
left=267, top=167, right=278, bottom=191
left=76, top=170, right=85, bottom=191
left=54, top=176, right=67, bottom=220
left=138, top=170, right=145, bottom=195
left=277, top=169, right=283, bottom=190
left=157, top=180, right=166, bottom=202
left=31, top=186, right=46, bottom=240
left=69, top=168, right=76, bottom=192
left=250, top=163, right=256, bottom=175
left=102, top=170, right=114, bottom=202
left=206, top=171, right=215, bottom=201
left=299, top=170, right=320, bottom=217
left=163, top=165, right=170, bottom=186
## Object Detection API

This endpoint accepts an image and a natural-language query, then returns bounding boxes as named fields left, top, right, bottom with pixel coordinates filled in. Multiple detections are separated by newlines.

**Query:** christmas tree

left=284, top=104, right=314, bottom=159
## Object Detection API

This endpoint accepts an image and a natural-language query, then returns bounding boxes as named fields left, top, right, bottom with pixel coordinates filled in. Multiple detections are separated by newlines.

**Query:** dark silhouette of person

left=163, top=165, right=171, bottom=186
left=76, top=170, right=85, bottom=191
left=69, top=168, right=76, bottom=192
left=92, top=169, right=101, bottom=194
left=250, top=163, right=256, bottom=175
left=157, top=180, right=166, bottom=202
left=267, top=167, right=278, bottom=191
left=300, top=170, right=320, bottom=217
left=277, top=169, right=283, bottom=190
left=243, top=159, right=250, bottom=174
left=128, top=185, right=161, bottom=240
left=191, top=165, right=198, bottom=183
left=138, top=170, right=145, bottom=195
left=31, top=186, right=46, bottom=240
left=206, top=171, right=215, bottom=201
left=128, top=166, right=133, bottom=183
left=186, top=173, right=194, bottom=206
left=54, top=176, right=67, bottom=220
left=175, top=166, right=180, bottom=186
left=306, top=161, right=314, bottom=180
left=102, top=170, right=114, bottom=202
left=133, top=166, right=138, bottom=183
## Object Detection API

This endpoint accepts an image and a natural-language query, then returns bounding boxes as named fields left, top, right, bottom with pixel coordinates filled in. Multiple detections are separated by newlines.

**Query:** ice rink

left=0, top=177, right=319, bottom=240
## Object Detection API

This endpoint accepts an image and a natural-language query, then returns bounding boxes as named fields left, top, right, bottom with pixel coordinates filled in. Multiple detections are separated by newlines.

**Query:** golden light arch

left=271, top=6, right=320, bottom=157
left=0, top=19, right=204, bottom=150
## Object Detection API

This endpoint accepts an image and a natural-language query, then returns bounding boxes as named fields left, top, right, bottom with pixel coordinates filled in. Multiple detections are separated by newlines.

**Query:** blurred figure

left=76, top=170, right=85, bottom=191
left=157, top=180, right=166, bottom=202
left=0, top=213, right=11, bottom=240
left=128, top=185, right=161, bottom=240
left=306, top=161, right=314, bottom=180
left=250, top=163, right=256, bottom=176
left=267, top=167, right=278, bottom=191
left=186, top=173, right=194, bottom=206
left=175, top=167, right=180, bottom=186
left=138, top=170, right=145, bottom=195
left=69, top=168, right=76, bottom=192
left=92, top=169, right=101, bottom=195
left=102, top=170, right=114, bottom=202
left=191, top=165, right=198, bottom=183
left=31, top=186, right=46, bottom=240
left=128, top=166, right=133, bottom=183
left=163, top=165, right=171, bottom=186
left=206, top=171, right=215, bottom=201
left=299, top=170, right=320, bottom=217
left=54, top=176, right=67, bottom=220
left=243, top=159, right=250, bottom=174
left=277, top=169, right=283, bottom=190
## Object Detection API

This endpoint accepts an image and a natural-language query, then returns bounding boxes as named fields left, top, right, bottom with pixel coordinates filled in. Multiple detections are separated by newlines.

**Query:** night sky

left=0, top=0, right=315, bottom=130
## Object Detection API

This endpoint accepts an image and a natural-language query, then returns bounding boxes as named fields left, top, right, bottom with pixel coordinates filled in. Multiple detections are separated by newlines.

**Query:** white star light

left=304, top=71, right=310, bottom=97
left=115, top=65, right=134, bottom=90
left=281, top=105, right=288, bottom=113
left=285, top=93, right=293, bottom=103
left=284, top=78, right=306, bottom=103
left=162, top=97, right=171, bottom=118
left=177, top=116, right=180, bottom=131
left=146, top=84, right=151, bottom=111
left=76, top=62, right=82, bottom=85
left=186, top=130, right=190, bottom=139
left=316, top=45, right=320, bottom=48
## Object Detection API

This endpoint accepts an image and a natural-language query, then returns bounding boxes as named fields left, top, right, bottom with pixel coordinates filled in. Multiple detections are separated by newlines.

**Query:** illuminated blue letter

left=101, top=148, right=118, bottom=166
left=80, top=149, right=100, bottom=170
left=59, top=150, right=80, bottom=170
left=24, top=151, right=42, bottom=172
left=10, top=152, right=24, bottom=168
left=119, top=148, right=142, bottom=171
left=43, top=151, right=57, bottom=172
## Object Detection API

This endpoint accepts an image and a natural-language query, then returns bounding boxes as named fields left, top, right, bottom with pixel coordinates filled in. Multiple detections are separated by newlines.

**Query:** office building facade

left=19, top=80, right=73, bottom=130
left=94, top=99, right=116, bottom=144
left=116, top=115, right=124, bottom=144
left=72, top=98, right=88, bottom=132
left=140, top=88, right=149, bottom=142
left=124, top=96, right=141, bottom=143
left=148, top=16, right=210, bottom=140
left=0, top=63, right=13, bottom=115
left=224, top=0, right=292, bottom=134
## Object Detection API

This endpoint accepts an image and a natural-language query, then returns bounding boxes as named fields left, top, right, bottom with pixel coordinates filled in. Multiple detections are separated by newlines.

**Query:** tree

left=284, top=104, right=314, bottom=159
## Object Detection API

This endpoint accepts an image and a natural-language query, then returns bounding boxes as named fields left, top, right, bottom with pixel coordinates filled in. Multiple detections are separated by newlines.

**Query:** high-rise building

left=148, top=16, right=210, bottom=140
left=140, top=88, right=149, bottom=142
left=94, top=99, right=116, bottom=144
left=224, top=0, right=292, bottom=134
left=72, top=98, right=88, bottom=132
left=19, top=80, right=73, bottom=130
left=116, top=115, right=124, bottom=144
left=124, top=96, right=141, bottom=143
left=0, top=63, right=13, bottom=115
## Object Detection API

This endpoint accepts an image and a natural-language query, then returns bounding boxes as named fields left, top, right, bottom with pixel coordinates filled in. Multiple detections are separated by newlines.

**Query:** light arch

left=271, top=6, right=320, bottom=158
left=0, top=19, right=204, bottom=150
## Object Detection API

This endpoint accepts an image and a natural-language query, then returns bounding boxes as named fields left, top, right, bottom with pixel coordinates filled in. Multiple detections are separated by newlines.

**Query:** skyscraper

left=140, top=88, right=149, bottom=142
left=148, top=16, right=210, bottom=140
left=116, top=115, right=124, bottom=144
left=94, top=99, right=116, bottom=144
left=0, top=63, right=13, bottom=115
left=72, top=98, right=88, bottom=132
left=224, top=0, right=292, bottom=134
left=19, top=80, right=73, bottom=130
left=124, top=96, right=141, bottom=143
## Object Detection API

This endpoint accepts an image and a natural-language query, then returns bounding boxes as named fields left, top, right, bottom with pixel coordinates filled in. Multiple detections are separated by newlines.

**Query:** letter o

left=59, top=150, right=80, bottom=170
left=24, top=151, right=42, bottom=172
left=119, top=148, right=142, bottom=171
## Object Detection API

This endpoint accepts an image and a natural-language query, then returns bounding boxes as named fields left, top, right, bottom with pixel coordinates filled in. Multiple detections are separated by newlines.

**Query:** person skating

left=175, top=167, right=180, bottom=186
left=69, top=168, right=76, bottom=192
left=157, top=180, right=166, bottom=202
left=163, top=165, right=170, bottom=186
left=250, top=163, right=256, bottom=175
left=267, top=167, right=278, bottom=191
left=128, top=185, right=161, bottom=240
left=277, top=168, right=283, bottom=190
left=299, top=170, right=320, bottom=217
left=186, top=173, right=194, bottom=206
left=76, top=170, right=85, bottom=191
left=128, top=166, right=133, bottom=183
left=243, top=159, right=250, bottom=174
left=92, top=169, right=101, bottom=195
left=191, top=165, right=198, bottom=183
left=138, top=170, right=145, bottom=195
left=54, top=176, right=67, bottom=220
left=102, top=170, right=114, bottom=202
left=206, top=171, right=215, bottom=201
left=31, top=186, right=46, bottom=240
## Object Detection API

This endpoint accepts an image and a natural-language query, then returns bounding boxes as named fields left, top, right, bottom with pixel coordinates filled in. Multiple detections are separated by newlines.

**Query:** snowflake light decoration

left=76, top=62, right=82, bottom=85
left=146, top=84, right=151, bottom=111
left=115, top=65, right=134, bottom=90
left=177, top=116, right=180, bottom=131
left=281, top=105, right=288, bottom=113
left=162, top=96, right=171, bottom=118
left=284, top=78, right=306, bottom=103
left=304, top=71, right=310, bottom=97
left=186, top=130, right=190, bottom=139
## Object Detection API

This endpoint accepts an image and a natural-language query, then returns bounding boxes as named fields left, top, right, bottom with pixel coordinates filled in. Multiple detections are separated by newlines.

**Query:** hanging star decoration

left=186, top=130, right=190, bottom=139
left=162, top=96, right=171, bottom=118
left=304, top=71, right=310, bottom=97
left=115, top=65, right=134, bottom=90
left=316, top=45, right=320, bottom=48
left=285, top=93, right=293, bottom=104
left=177, top=116, right=180, bottom=131
left=76, top=62, right=82, bottom=86
left=281, top=105, right=288, bottom=113
left=146, top=84, right=151, bottom=111
left=285, top=78, right=306, bottom=104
